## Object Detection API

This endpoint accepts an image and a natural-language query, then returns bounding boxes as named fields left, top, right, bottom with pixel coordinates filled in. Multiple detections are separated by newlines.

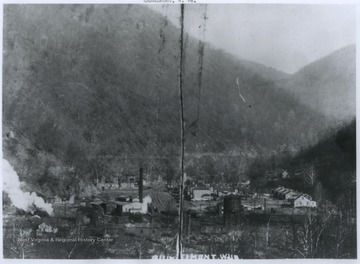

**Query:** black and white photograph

left=1, top=1, right=357, bottom=260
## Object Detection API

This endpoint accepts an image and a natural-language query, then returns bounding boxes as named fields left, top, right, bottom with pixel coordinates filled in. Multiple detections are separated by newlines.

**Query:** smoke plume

left=140, top=195, right=152, bottom=214
left=3, top=159, right=54, bottom=216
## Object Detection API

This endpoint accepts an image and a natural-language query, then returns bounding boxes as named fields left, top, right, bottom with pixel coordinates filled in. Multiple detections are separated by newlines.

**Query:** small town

left=2, top=3, right=356, bottom=260
left=3, top=165, right=324, bottom=259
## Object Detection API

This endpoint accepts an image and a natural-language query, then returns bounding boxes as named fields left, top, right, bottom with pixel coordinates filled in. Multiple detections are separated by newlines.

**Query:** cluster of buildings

left=96, top=175, right=133, bottom=190
left=51, top=195, right=76, bottom=204
left=272, top=186, right=316, bottom=208
left=95, top=174, right=151, bottom=191
left=87, top=196, right=151, bottom=216
left=4, top=163, right=319, bottom=249
left=36, top=221, right=58, bottom=237
left=185, top=180, right=251, bottom=202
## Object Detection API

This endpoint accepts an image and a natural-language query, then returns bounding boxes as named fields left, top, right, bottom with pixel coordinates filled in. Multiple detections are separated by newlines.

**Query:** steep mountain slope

left=3, top=4, right=332, bottom=195
left=287, top=119, right=356, bottom=201
left=279, top=45, right=356, bottom=123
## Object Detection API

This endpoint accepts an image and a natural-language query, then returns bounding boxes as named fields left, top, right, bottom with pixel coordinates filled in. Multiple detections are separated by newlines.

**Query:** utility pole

left=139, top=167, right=143, bottom=203
left=177, top=3, right=185, bottom=260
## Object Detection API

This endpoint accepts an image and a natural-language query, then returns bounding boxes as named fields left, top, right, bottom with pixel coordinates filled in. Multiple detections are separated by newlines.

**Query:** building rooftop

left=192, top=187, right=212, bottom=191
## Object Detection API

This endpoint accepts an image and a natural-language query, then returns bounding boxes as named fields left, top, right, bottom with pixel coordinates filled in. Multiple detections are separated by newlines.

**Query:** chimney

left=139, top=167, right=143, bottom=203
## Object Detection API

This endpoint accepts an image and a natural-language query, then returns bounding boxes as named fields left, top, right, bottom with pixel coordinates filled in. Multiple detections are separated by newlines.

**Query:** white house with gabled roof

left=291, top=195, right=316, bottom=208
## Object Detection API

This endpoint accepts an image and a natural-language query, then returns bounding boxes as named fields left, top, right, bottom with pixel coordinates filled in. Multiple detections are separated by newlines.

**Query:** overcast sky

left=149, top=4, right=355, bottom=74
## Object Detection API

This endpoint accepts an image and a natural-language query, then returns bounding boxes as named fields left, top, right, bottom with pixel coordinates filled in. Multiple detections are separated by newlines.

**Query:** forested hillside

left=249, top=119, right=355, bottom=210
left=279, top=45, right=356, bottom=123
left=3, top=5, right=338, bottom=196
left=287, top=120, right=355, bottom=203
